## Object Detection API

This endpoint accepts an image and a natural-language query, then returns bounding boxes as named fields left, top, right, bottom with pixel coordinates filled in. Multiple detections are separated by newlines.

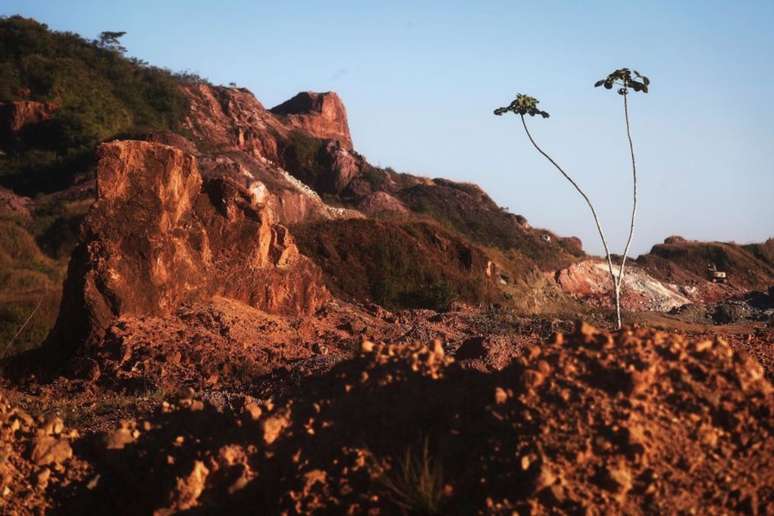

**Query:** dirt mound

left=31, top=298, right=519, bottom=395
left=56, top=297, right=378, bottom=394
left=43, top=324, right=772, bottom=514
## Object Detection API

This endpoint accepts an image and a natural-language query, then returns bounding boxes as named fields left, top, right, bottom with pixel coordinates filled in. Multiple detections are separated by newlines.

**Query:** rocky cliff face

left=181, top=84, right=282, bottom=160
left=179, top=84, right=365, bottom=214
left=5, top=76, right=594, bottom=360
left=270, top=91, right=352, bottom=149
left=48, top=140, right=329, bottom=353
left=37, top=83, right=548, bottom=358
left=180, top=85, right=353, bottom=165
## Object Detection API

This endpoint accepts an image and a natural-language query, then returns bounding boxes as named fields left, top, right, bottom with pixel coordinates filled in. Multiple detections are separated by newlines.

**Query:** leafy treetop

left=595, top=68, right=650, bottom=95
left=95, top=31, right=127, bottom=54
left=493, top=94, right=550, bottom=118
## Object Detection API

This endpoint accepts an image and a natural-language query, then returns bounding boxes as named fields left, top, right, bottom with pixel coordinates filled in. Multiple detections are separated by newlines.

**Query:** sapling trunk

left=592, top=67, right=649, bottom=328
left=613, top=91, right=638, bottom=329
left=519, top=114, right=622, bottom=327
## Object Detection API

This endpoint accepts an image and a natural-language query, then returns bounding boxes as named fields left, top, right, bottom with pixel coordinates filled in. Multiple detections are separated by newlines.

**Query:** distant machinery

left=707, top=263, right=727, bottom=284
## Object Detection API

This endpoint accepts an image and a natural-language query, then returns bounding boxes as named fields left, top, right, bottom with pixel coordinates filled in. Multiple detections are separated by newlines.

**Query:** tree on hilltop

left=96, top=31, right=127, bottom=54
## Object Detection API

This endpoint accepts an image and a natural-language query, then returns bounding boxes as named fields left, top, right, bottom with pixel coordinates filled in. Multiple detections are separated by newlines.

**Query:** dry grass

left=377, top=438, right=446, bottom=515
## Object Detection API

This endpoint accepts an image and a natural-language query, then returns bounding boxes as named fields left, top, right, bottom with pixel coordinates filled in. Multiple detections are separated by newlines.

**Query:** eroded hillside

left=0, top=16, right=773, bottom=515
left=0, top=17, right=592, bottom=357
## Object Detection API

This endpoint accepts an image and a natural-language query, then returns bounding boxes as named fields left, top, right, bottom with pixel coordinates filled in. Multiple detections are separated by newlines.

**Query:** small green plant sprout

left=494, top=93, right=620, bottom=328
left=595, top=68, right=651, bottom=328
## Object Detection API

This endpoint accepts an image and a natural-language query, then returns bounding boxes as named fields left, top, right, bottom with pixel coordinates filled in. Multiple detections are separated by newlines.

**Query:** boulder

left=47, top=140, right=329, bottom=354
left=712, top=301, right=752, bottom=324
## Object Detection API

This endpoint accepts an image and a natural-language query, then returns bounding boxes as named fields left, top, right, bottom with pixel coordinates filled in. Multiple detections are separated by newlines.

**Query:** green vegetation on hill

left=280, top=131, right=332, bottom=192
left=744, top=239, right=774, bottom=269
left=397, top=181, right=583, bottom=271
left=0, top=15, right=191, bottom=194
left=294, top=219, right=500, bottom=311
left=636, top=239, right=774, bottom=289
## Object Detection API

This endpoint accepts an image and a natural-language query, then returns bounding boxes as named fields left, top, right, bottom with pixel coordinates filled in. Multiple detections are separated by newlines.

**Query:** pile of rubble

left=42, top=323, right=772, bottom=514
left=0, top=393, right=91, bottom=514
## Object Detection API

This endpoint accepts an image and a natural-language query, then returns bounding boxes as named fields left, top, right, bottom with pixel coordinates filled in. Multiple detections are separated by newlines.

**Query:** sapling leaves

left=494, top=94, right=550, bottom=118
left=595, top=68, right=651, bottom=95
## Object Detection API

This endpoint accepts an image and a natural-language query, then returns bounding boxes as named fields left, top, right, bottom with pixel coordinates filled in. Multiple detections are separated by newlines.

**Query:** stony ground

left=0, top=305, right=772, bottom=515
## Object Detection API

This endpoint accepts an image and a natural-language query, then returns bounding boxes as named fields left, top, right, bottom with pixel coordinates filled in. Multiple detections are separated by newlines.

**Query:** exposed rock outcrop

left=270, top=92, right=352, bottom=149
left=180, top=84, right=366, bottom=207
left=0, top=100, right=57, bottom=142
left=555, top=259, right=691, bottom=312
left=356, top=191, right=408, bottom=217
left=182, top=84, right=283, bottom=160
left=48, top=140, right=329, bottom=354
left=181, top=85, right=352, bottom=163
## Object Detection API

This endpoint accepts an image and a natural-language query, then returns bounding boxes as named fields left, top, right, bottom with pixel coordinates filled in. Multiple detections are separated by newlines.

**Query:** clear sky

left=4, top=1, right=773, bottom=255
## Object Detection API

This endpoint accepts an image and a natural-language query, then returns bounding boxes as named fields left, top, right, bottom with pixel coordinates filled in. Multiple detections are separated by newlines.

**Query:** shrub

left=280, top=130, right=330, bottom=189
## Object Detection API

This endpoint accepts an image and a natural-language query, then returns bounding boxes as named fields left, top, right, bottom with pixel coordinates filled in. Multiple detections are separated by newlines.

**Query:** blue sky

left=4, top=1, right=773, bottom=255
